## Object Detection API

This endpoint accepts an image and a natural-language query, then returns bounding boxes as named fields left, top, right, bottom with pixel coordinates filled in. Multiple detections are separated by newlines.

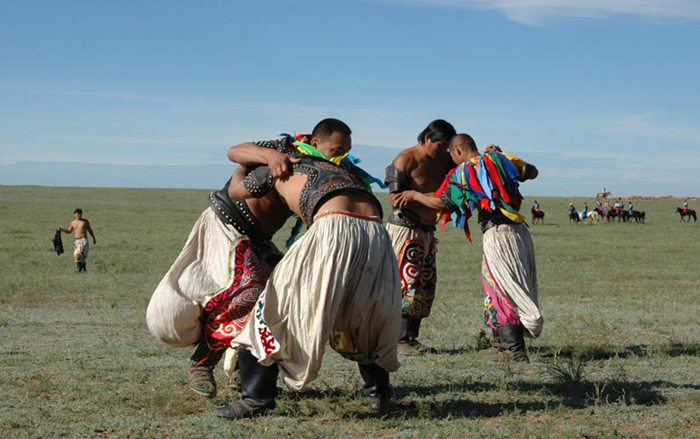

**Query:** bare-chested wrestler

left=57, top=208, right=96, bottom=273
left=384, top=119, right=456, bottom=355
left=214, top=118, right=401, bottom=419
left=146, top=149, right=294, bottom=399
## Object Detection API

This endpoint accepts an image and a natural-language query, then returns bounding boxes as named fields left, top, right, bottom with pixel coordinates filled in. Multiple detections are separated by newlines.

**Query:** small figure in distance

left=57, top=208, right=96, bottom=273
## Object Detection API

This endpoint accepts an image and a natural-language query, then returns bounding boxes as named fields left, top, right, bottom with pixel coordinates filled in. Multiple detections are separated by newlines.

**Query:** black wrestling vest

left=208, top=180, right=271, bottom=243
left=294, top=158, right=382, bottom=225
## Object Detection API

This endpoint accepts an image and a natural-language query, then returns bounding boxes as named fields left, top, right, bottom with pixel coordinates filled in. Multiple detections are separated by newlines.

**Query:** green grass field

left=1, top=186, right=698, bottom=438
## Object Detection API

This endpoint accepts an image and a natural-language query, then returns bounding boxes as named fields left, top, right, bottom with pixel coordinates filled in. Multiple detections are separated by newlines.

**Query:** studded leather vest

left=294, top=158, right=382, bottom=225
left=207, top=180, right=271, bottom=243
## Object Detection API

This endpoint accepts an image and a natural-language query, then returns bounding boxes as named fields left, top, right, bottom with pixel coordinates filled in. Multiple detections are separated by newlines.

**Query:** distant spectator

left=57, top=208, right=96, bottom=273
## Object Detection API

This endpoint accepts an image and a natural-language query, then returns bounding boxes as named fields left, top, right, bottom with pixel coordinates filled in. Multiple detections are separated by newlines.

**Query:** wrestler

left=146, top=150, right=293, bottom=398
left=384, top=119, right=456, bottom=355
left=395, top=134, right=542, bottom=362
left=216, top=118, right=401, bottom=418
left=57, top=208, right=96, bottom=273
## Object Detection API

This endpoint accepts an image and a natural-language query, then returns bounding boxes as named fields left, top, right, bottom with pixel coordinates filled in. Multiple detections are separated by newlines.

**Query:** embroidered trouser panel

left=481, top=254, right=521, bottom=329
left=482, top=223, right=543, bottom=338
left=385, top=222, right=437, bottom=319
left=146, top=207, right=280, bottom=347
left=200, top=238, right=272, bottom=351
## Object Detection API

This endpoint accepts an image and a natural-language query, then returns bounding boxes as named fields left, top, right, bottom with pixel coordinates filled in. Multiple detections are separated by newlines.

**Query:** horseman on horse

left=568, top=203, right=580, bottom=223
left=676, top=200, right=697, bottom=222
left=531, top=200, right=545, bottom=224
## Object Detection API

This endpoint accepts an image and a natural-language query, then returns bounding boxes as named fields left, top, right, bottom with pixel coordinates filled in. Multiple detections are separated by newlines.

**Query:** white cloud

left=388, top=0, right=700, bottom=25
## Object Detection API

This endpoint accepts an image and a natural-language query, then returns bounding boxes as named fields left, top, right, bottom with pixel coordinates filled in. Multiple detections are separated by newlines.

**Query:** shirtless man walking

left=57, top=208, right=96, bottom=273
left=384, top=119, right=456, bottom=355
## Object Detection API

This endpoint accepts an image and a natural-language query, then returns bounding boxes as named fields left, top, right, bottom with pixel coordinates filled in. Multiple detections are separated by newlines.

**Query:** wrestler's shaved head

left=311, top=118, right=352, bottom=158
left=449, top=133, right=478, bottom=153
left=311, top=118, right=352, bottom=139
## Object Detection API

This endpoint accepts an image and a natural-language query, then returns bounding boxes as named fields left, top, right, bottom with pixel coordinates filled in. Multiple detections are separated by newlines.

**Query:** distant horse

left=631, top=211, right=645, bottom=223
left=596, top=190, right=611, bottom=200
left=606, top=209, right=626, bottom=223
left=579, top=210, right=600, bottom=224
left=676, top=207, right=697, bottom=222
left=531, top=207, right=545, bottom=224
left=569, top=211, right=580, bottom=223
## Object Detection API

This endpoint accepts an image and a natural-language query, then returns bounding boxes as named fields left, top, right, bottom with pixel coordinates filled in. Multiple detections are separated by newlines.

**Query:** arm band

left=384, top=164, right=411, bottom=193
left=243, top=166, right=274, bottom=198
left=440, top=191, right=459, bottom=212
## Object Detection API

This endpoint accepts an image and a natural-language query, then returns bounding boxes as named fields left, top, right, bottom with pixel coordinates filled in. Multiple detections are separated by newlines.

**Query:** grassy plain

left=0, top=186, right=698, bottom=438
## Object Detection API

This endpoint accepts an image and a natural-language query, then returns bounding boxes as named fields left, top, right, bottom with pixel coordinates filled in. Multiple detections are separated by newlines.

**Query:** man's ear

left=310, top=136, right=319, bottom=147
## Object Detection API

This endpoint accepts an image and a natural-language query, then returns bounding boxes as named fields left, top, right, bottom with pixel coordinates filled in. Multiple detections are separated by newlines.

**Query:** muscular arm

left=58, top=224, right=74, bottom=233
left=85, top=220, right=96, bottom=244
left=521, top=164, right=538, bottom=181
left=227, top=166, right=250, bottom=200
left=228, top=179, right=253, bottom=201
left=227, top=142, right=298, bottom=179
left=228, top=142, right=279, bottom=166
left=395, top=190, right=445, bottom=211
left=500, top=151, right=538, bottom=182
left=388, top=152, right=421, bottom=209
left=228, top=166, right=274, bottom=201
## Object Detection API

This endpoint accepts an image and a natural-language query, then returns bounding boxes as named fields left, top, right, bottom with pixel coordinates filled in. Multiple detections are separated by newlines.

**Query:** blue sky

left=1, top=0, right=699, bottom=197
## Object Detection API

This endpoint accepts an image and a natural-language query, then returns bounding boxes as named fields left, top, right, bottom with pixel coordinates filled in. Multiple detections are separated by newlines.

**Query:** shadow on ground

left=355, top=379, right=686, bottom=419
left=532, top=342, right=698, bottom=360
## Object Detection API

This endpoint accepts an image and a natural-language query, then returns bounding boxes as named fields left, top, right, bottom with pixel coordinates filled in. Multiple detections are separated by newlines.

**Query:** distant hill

left=0, top=144, right=400, bottom=191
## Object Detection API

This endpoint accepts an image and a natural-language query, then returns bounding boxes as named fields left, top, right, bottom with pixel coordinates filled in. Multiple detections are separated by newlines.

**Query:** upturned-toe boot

left=496, top=325, right=529, bottom=362
left=186, top=342, right=223, bottom=398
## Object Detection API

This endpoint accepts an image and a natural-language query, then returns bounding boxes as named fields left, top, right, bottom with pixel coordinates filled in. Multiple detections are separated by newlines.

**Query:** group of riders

left=568, top=198, right=640, bottom=223
left=530, top=187, right=694, bottom=224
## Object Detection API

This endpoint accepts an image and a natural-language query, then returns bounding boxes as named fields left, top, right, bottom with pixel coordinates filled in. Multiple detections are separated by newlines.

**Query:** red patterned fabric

left=201, top=239, right=272, bottom=351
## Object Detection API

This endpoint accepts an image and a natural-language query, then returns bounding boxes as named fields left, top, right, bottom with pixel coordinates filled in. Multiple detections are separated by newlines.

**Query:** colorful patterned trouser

left=386, top=222, right=437, bottom=319
left=481, top=254, right=521, bottom=329
left=200, top=239, right=274, bottom=351
left=481, top=223, right=542, bottom=338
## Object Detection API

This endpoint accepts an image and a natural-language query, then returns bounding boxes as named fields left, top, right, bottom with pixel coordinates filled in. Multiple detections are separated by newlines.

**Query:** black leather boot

left=496, top=325, right=529, bottom=362
left=358, top=363, right=393, bottom=411
left=491, top=329, right=502, bottom=351
left=214, top=348, right=278, bottom=419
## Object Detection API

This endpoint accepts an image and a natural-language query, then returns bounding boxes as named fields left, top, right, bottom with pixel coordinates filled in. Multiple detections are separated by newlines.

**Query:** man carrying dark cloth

left=57, top=208, right=96, bottom=273
left=216, top=118, right=400, bottom=419
left=384, top=119, right=456, bottom=356
left=146, top=145, right=294, bottom=398
left=395, top=134, right=542, bottom=362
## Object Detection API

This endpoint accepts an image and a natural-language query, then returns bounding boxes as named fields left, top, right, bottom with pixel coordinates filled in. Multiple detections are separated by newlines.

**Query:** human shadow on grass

left=532, top=342, right=698, bottom=360
left=281, top=379, right=498, bottom=402
left=346, top=379, right=681, bottom=420
left=432, top=347, right=476, bottom=355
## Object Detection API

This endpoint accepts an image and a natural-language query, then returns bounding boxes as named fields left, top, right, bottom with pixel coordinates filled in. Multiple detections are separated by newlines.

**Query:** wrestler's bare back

left=392, top=145, right=452, bottom=224
left=230, top=166, right=292, bottom=235
left=275, top=173, right=380, bottom=219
